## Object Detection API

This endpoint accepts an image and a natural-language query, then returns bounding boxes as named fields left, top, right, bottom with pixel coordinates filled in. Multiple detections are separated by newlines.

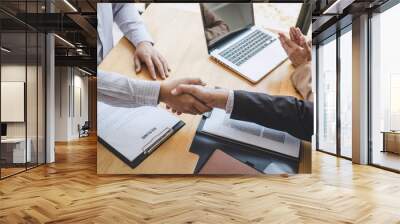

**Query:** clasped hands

left=159, top=78, right=227, bottom=115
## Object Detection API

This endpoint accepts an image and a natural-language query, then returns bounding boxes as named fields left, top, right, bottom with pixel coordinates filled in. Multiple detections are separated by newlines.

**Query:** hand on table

left=159, top=78, right=212, bottom=115
left=134, top=41, right=171, bottom=80
left=171, top=85, right=229, bottom=111
left=278, top=27, right=311, bottom=67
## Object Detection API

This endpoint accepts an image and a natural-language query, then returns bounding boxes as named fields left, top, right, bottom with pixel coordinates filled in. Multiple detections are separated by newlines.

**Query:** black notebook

left=190, top=109, right=301, bottom=174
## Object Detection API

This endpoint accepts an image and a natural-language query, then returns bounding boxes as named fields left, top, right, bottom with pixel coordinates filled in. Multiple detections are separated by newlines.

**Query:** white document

left=98, top=102, right=181, bottom=161
left=263, top=162, right=293, bottom=174
left=201, top=108, right=300, bottom=158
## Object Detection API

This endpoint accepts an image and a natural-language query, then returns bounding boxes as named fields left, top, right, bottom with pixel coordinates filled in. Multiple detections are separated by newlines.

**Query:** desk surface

left=381, top=131, right=400, bottom=134
left=1, top=138, right=26, bottom=143
left=97, top=4, right=311, bottom=174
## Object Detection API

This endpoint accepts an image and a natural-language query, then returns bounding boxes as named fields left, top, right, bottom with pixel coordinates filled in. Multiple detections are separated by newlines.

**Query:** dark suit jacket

left=230, top=90, right=314, bottom=141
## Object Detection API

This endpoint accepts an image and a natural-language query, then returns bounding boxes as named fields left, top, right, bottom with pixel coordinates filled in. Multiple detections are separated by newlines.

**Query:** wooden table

left=97, top=3, right=311, bottom=174
left=381, top=131, right=400, bottom=154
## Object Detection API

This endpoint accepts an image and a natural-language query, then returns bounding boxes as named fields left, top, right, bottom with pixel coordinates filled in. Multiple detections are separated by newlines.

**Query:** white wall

left=1, top=63, right=46, bottom=163
left=71, top=73, right=89, bottom=138
left=54, top=67, right=89, bottom=141
left=55, top=66, right=69, bottom=141
left=1, top=65, right=33, bottom=138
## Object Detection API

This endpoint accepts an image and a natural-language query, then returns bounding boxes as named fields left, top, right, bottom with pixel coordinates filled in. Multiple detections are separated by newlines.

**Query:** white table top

left=1, top=138, right=28, bottom=143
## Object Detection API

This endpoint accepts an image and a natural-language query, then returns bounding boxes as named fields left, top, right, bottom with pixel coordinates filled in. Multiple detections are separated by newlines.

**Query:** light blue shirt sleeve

left=97, top=70, right=160, bottom=108
left=112, top=3, right=153, bottom=47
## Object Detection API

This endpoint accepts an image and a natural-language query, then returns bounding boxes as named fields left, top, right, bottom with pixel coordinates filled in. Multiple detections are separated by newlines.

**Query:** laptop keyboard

left=219, top=30, right=275, bottom=66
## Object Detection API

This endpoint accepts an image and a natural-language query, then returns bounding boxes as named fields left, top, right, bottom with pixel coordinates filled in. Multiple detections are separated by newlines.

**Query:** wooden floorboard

left=1, top=135, right=400, bottom=224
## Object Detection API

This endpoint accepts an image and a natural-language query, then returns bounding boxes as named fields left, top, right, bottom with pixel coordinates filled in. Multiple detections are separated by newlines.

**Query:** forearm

left=230, top=90, right=314, bottom=141
left=112, top=3, right=153, bottom=46
left=291, top=62, right=313, bottom=102
left=97, top=70, right=160, bottom=108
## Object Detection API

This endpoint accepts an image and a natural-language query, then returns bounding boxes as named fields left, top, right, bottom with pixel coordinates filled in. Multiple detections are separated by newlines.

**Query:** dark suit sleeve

left=230, top=90, right=314, bottom=141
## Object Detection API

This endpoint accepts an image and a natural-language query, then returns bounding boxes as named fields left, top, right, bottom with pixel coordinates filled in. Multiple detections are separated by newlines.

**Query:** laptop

left=200, top=3, right=287, bottom=83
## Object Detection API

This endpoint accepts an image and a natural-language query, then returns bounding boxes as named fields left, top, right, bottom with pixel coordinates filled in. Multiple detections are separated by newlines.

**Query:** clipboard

left=189, top=111, right=300, bottom=174
left=99, top=121, right=185, bottom=169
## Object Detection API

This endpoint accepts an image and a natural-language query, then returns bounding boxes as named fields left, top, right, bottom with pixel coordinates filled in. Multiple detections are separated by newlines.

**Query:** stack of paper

left=201, top=108, right=300, bottom=158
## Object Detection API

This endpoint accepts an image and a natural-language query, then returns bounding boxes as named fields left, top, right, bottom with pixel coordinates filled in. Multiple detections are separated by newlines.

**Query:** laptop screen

left=200, top=3, right=254, bottom=50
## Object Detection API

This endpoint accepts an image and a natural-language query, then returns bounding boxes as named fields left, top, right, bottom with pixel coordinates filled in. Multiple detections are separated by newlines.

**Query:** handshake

left=159, top=78, right=229, bottom=115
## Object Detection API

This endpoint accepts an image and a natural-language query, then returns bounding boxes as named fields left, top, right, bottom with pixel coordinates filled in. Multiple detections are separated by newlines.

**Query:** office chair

left=78, top=121, right=90, bottom=138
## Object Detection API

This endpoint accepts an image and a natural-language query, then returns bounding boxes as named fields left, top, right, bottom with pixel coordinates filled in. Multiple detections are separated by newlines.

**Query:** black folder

left=189, top=113, right=300, bottom=174
left=99, top=121, right=185, bottom=169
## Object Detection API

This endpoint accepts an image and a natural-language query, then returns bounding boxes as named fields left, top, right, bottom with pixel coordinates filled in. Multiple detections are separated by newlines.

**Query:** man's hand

left=159, top=78, right=211, bottom=115
left=278, top=27, right=311, bottom=67
left=289, top=27, right=307, bottom=47
left=134, top=41, right=171, bottom=80
left=171, top=85, right=229, bottom=110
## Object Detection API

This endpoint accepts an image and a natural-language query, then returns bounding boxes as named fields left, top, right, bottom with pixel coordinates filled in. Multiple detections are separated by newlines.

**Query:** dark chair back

left=82, top=121, right=90, bottom=130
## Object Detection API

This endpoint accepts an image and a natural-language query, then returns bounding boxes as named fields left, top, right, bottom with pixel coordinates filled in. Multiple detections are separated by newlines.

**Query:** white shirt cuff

left=126, top=32, right=154, bottom=47
left=138, top=80, right=160, bottom=106
left=225, top=90, right=234, bottom=114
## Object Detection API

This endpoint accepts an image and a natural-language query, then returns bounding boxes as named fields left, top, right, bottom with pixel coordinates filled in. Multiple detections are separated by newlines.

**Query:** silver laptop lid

left=200, top=3, right=255, bottom=53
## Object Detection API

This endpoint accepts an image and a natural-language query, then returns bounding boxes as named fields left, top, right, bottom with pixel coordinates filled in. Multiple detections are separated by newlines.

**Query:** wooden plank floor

left=1, top=135, right=400, bottom=224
